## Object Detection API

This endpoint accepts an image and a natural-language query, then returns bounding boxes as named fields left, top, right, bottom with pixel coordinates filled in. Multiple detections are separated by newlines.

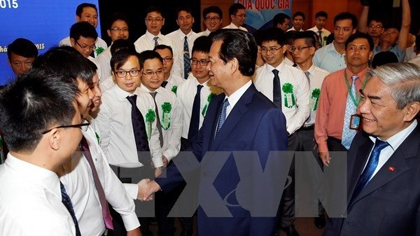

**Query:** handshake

left=136, top=179, right=162, bottom=201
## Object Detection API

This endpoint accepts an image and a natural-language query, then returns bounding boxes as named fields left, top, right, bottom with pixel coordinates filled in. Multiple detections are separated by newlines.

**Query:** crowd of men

left=1, top=1, right=420, bottom=236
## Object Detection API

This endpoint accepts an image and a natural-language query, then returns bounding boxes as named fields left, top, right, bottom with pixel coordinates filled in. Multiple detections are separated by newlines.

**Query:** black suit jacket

left=324, top=124, right=420, bottom=236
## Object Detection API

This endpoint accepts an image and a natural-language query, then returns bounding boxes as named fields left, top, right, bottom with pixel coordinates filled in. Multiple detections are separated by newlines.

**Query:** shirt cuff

left=318, top=142, right=328, bottom=153
left=122, top=212, right=141, bottom=231
left=124, top=183, right=139, bottom=200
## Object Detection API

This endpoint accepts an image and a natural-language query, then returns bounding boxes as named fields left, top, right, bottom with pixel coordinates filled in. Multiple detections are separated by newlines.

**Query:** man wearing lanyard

left=315, top=32, right=374, bottom=166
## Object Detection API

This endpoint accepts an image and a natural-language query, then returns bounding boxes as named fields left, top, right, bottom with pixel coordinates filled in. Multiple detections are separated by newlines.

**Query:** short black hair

left=294, top=32, right=317, bottom=47
left=229, top=3, right=246, bottom=16
left=153, top=44, right=173, bottom=56
left=203, top=6, right=222, bottom=19
left=371, top=51, right=398, bottom=68
left=76, top=3, right=97, bottom=17
left=110, top=39, right=135, bottom=56
left=293, top=11, right=305, bottom=21
left=107, top=12, right=129, bottom=29
left=192, top=36, right=211, bottom=54
left=260, top=28, right=286, bottom=46
left=0, top=69, right=78, bottom=152
left=273, top=13, right=290, bottom=27
left=70, top=21, right=98, bottom=41
left=210, top=29, right=257, bottom=76
left=176, top=6, right=193, bottom=16
left=284, top=30, right=297, bottom=45
left=145, top=6, right=163, bottom=18
left=334, top=12, right=358, bottom=29
left=367, top=17, right=385, bottom=27
left=138, top=50, right=163, bottom=68
left=7, top=38, right=38, bottom=60
left=111, top=49, right=140, bottom=71
left=315, top=11, right=328, bottom=19
left=345, top=32, right=374, bottom=51
left=32, top=46, right=94, bottom=87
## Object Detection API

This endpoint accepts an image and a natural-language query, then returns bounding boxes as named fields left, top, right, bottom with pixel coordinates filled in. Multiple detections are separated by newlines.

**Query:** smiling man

left=224, top=3, right=248, bottom=31
left=323, top=62, right=420, bottom=236
left=199, top=6, right=223, bottom=36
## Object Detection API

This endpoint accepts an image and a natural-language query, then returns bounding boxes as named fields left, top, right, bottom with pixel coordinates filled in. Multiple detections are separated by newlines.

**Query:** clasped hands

left=137, top=178, right=161, bottom=202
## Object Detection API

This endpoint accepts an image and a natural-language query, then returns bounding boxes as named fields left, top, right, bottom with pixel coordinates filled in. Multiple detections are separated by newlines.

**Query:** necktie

left=183, top=36, right=191, bottom=79
left=351, top=139, right=389, bottom=201
left=60, top=182, right=81, bottom=236
left=188, top=84, right=203, bottom=141
left=127, top=95, right=151, bottom=166
left=304, top=71, right=311, bottom=86
left=318, top=31, right=323, bottom=46
left=150, top=92, right=164, bottom=147
left=341, top=75, right=358, bottom=149
left=216, top=99, right=230, bottom=134
left=81, top=137, right=114, bottom=230
left=272, top=69, right=282, bottom=109
left=153, top=36, right=159, bottom=46
left=161, top=81, right=168, bottom=88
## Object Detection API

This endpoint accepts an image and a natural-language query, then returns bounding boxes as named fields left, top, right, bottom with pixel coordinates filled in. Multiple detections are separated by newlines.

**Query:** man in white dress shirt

left=198, top=6, right=223, bottom=36
left=307, top=11, right=331, bottom=47
left=59, top=3, right=107, bottom=58
left=254, top=27, right=310, bottom=236
left=167, top=7, right=199, bottom=79
left=0, top=69, right=83, bottom=236
left=134, top=6, right=182, bottom=77
left=154, top=44, right=185, bottom=93
left=287, top=12, right=305, bottom=32
left=223, top=3, right=248, bottom=31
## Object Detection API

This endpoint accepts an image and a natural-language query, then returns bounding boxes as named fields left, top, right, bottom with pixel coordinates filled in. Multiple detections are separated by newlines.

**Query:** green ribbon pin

left=161, top=102, right=172, bottom=130
left=202, top=93, right=216, bottom=117
left=145, top=109, right=156, bottom=140
left=310, top=88, right=320, bottom=111
left=282, top=83, right=296, bottom=108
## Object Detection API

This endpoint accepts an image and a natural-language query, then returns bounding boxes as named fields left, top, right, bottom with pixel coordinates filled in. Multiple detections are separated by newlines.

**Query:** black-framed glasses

left=205, top=16, right=221, bottom=21
left=75, top=41, right=96, bottom=50
left=162, top=57, right=173, bottom=62
left=143, top=69, right=164, bottom=76
left=114, top=69, right=141, bottom=78
left=260, top=46, right=282, bottom=54
left=190, top=58, right=210, bottom=66
left=42, top=121, right=90, bottom=134
left=289, top=46, right=311, bottom=52
left=110, top=28, right=129, bottom=33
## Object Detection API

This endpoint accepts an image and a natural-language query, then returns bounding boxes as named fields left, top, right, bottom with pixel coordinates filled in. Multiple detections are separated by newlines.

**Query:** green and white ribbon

left=161, top=102, right=172, bottom=130
left=201, top=93, right=216, bottom=117
left=95, top=132, right=101, bottom=145
left=95, top=47, right=105, bottom=56
left=171, top=85, right=178, bottom=94
left=145, top=109, right=156, bottom=140
left=282, top=83, right=296, bottom=108
left=310, top=88, right=320, bottom=111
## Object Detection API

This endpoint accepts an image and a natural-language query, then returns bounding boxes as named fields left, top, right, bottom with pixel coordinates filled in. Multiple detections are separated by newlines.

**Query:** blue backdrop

left=0, top=0, right=101, bottom=85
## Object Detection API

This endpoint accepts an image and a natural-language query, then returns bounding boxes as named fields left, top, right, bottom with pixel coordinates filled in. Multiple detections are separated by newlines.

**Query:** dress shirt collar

left=266, top=60, right=287, bottom=73
left=5, top=153, right=62, bottom=200
left=225, top=80, right=252, bottom=111
left=307, top=64, right=316, bottom=74
left=369, top=120, right=417, bottom=151
left=114, top=84, right=138, bottom=101
left=145, top=31, right=163, bottom=42
left=344, top=66, right=369, bottom=82
left=176, top=29, right=194, bottom=39
left=139, top=84, right=164, bottom=94
left=188, top=74, right=210, bottom=87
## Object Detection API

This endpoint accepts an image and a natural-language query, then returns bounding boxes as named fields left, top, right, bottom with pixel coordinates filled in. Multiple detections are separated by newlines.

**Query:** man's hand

left=126, top=227, right=142, bottom=236
left=137, top=179, right=162, bottom=201
left=320, top=151, right=331, bottom=166
left=162, top=155, right=169, bottom=167
left=155, top=167, right=163, bottom=178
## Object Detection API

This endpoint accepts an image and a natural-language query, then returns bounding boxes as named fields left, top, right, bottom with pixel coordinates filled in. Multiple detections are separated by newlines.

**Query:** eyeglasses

left=162, top=57, right=173, bottom=62
left=190, top=58, right=210, bottom=66
left=146, top=17, right=163, bottom=22
left=289, top=46, right=311, bottom=52
left=114, top=69, right=140, bottom=78
left=260, top=46, right=282, bottom=54
left=110, top=28, right=129, bottom=32
left=42, top=121, right=90, bottom=134
left=205, top=16, right=221, bottom=21
left=143, top=69, right=164, bottom=76
left=75, top=41, right=96, bottom=50
left=369, top=25, right=383, bottom=29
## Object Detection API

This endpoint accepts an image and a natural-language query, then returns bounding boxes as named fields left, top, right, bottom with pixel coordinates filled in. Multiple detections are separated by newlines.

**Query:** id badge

left=349, top=114, right=361, bottom=130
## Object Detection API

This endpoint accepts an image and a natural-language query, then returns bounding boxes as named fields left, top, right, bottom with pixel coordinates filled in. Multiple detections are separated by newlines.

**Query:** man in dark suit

left=138, top=29, right=289, bottom=236
left=323, top=62, right=420, bottom=236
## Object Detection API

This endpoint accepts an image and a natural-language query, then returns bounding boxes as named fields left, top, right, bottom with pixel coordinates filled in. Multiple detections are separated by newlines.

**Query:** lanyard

left=344, top=70, right=369, bottom=106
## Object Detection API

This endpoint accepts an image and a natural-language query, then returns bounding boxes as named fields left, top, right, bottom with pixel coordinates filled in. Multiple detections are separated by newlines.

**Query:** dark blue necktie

left=216, top=99, right=229, bottom=135
left=60, top=182, right=81, bottom=236
left=272, top=69, right=282, bottom=109
left=183, top=36, right=191, bottom=79
left=127, top=95, right=151, bottom=165
left=188, top=84, right=203, bottom=141
left=351, top=139, right=389, bottom=201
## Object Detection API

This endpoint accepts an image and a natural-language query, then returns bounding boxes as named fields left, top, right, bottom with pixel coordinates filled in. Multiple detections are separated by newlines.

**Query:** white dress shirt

left=59, top=36, right=108, bottom=58
left=254, top=61, right=310, bottom=134
left=225, top=80, right=252, bottom=117
left=409, top=54, right=420, bottom=67
left=165, top=73, right=185, bottom=94
left=60, top=124, right=140, bottom=236
left=198, top=29, right=212, bottom=37
left=100, top=75, right=115, bottom=93
left=97, top=47, right=112, bottom=80
left=96, top=85, right=162, bottom=168
left=88, top=56, right=102, bottom=80
left=177, top=74, right=222, bottom=139
left=167, top=29, right=199, bottom=78
left=297, top=64, right=329, bottom=126
left=134, top=31, right=182, bottom=77
left=284, top=57, right=295, bottom=67
left=287, top=27, right=304, bottom=32
left=223, top=22, right=248, bottom=31
left=0, top=154, right=76, bottom=236
left=140, top=85, right=183, bottom=162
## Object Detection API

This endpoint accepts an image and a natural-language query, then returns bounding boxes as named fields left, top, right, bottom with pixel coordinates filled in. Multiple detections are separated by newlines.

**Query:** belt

left=300, top=125, right=314, bottom=131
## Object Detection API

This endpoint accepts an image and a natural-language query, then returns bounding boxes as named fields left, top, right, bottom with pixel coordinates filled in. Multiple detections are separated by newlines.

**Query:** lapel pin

left=388, top=166, right=395, bottom=172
